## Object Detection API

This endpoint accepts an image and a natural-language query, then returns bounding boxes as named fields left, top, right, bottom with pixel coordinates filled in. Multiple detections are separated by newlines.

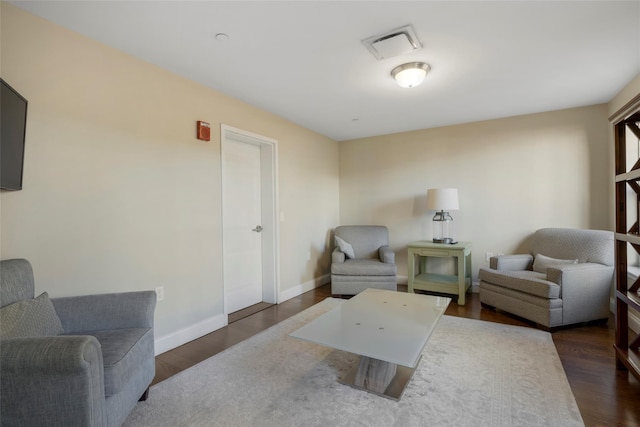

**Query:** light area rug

left=124, top=298, right=584, bottom=427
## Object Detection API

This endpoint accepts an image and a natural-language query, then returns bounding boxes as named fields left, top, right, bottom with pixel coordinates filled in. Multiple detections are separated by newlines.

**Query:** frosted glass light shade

left=391, top=62, right=431, bottom=88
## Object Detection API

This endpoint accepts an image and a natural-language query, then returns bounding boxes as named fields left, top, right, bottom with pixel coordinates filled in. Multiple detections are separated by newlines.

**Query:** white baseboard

left=630, top=310, right=640, bottom=334
left=154, top=313, right=227, bottom=356
left=155, top=274, right=331, bottom=355
left=155, top=281, right=640, bottom=356
left=155, top=273, right=368, bottom=355
left=278, top=274, right=330, bottom=303
left=400, top=277, right=478, bottom=292
left=610, top=297, right=640, bottom=333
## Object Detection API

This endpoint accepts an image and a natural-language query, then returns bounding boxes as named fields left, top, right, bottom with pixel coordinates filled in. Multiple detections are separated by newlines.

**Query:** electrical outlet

left=485, top=252, right=494, bottom=262
left=155, top=286, right=164, bottom=302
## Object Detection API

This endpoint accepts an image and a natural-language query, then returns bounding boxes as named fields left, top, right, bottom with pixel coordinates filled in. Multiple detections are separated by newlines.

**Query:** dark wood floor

left=154, top=284, right=640, bottom=427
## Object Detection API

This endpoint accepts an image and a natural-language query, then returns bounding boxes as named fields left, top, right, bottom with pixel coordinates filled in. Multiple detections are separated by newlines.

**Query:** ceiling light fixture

left=391, top=62, right=431, bottom=88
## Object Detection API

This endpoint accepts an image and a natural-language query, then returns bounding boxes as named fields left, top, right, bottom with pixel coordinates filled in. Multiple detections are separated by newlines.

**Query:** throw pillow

left=532, top=254, right=578, bottom=274
left=335, top=236, right=356, bottom=259
left=0, top=292, right=64, bottom=339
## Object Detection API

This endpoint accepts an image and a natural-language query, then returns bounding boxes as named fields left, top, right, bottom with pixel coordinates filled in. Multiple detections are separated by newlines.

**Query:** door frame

left=221, top=124, right=279, bottom=313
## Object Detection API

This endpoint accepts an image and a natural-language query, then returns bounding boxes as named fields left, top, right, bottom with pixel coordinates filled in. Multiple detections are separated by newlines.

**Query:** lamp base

left=432, top=238, right=453, bottom=244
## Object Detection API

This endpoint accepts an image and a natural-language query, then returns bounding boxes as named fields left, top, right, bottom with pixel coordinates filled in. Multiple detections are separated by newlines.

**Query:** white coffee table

left=289, top=288, right=450, bottom=400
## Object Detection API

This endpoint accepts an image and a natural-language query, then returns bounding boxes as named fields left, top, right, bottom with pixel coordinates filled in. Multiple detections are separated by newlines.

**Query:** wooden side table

left=407, top=241, right=472, bottom=305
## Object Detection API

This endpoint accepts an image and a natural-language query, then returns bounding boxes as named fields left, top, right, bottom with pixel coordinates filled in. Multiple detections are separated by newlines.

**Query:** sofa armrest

left=547, top=263, right=614, bottom=324
left=52, top=291, right=156, bottom=333
left=0, top=336, right=105, bottom=426
left=379, top=246, right=395, bottom=264
left=332, top=247, right=346, bottom=264
left=490, top=254, right=533, bottom=271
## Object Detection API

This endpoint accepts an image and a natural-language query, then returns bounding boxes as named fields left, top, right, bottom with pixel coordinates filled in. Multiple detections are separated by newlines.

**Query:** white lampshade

left=391, top=62, right=431, bottom=88
left=426, top=188, right=459, bottom=211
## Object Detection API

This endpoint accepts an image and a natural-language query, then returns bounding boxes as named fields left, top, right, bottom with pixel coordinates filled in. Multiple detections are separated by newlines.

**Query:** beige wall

left=339, top=105, right=612, bottom=281
left=0, top=3, right=340, bottom=344
left=2, top=2, right=634, bottom=349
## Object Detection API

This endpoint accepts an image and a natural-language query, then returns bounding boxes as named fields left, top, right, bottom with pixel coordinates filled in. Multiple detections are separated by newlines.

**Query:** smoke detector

left=362, top=25, right=422, bottom=60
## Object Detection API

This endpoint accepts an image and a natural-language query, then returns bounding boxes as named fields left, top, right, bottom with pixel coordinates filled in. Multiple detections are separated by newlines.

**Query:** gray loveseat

left=331, top=225, right=397, bottom=295
left=478, top=228, right=614, bottom=329
left=0, top=259, right=156, bottom=426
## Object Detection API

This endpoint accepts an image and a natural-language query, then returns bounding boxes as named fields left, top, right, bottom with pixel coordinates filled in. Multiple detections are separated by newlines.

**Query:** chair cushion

left=530, top=228, right=613, bottom=266
left=532, top=254, right=577, bottom=274
left=480, top=282, right=564, bottom=309
left=80, top=327, right=154, bottom=397
left=0, top=292, right=64, bottom=338
left=335, top=236, right=355, bottom=259
left=0, top=259, right=35, bottom=308
left=334, top=226, right=389, bottom=259
left=478, top=268, right=560, bottom=299
left=331, top=259, right=397, bottom=276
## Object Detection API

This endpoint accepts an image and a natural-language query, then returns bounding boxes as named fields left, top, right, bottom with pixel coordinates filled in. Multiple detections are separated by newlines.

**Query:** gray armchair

left=478, top=228, right=614, bottom=329
left=0, top=259, right=156, bottom=427
left=331, top=225, right=397, bottom=295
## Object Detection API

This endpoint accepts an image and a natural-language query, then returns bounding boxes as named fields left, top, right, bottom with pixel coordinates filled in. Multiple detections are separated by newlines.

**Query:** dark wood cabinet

left=613, top=109, right=640, bottom=382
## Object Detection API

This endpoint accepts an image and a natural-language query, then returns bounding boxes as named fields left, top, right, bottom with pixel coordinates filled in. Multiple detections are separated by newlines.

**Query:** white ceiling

left=9, top=1, right=640, bottom=141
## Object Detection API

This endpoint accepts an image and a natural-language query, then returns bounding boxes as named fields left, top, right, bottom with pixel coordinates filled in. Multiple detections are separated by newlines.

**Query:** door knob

left=252, top=225, right=263, bottom=232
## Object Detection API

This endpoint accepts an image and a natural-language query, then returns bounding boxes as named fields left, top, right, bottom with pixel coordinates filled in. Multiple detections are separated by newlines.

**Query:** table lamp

left=426, top=188, right=459, bottom=244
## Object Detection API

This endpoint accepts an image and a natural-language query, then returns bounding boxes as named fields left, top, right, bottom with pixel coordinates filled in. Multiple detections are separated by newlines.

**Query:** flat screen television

left=1, top=78, right=28, bottom=191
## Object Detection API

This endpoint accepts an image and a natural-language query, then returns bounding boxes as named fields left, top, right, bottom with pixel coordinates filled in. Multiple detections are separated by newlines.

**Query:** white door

left=222, top=139, right=263, bottom=313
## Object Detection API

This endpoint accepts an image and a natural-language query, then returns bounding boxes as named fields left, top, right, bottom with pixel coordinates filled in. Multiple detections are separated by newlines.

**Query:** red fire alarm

left=196, top=121, right=211, bottom=141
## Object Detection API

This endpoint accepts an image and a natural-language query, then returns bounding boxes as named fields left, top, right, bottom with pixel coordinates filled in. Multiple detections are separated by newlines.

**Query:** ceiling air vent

left=362, top=25, right=422, bottom=60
